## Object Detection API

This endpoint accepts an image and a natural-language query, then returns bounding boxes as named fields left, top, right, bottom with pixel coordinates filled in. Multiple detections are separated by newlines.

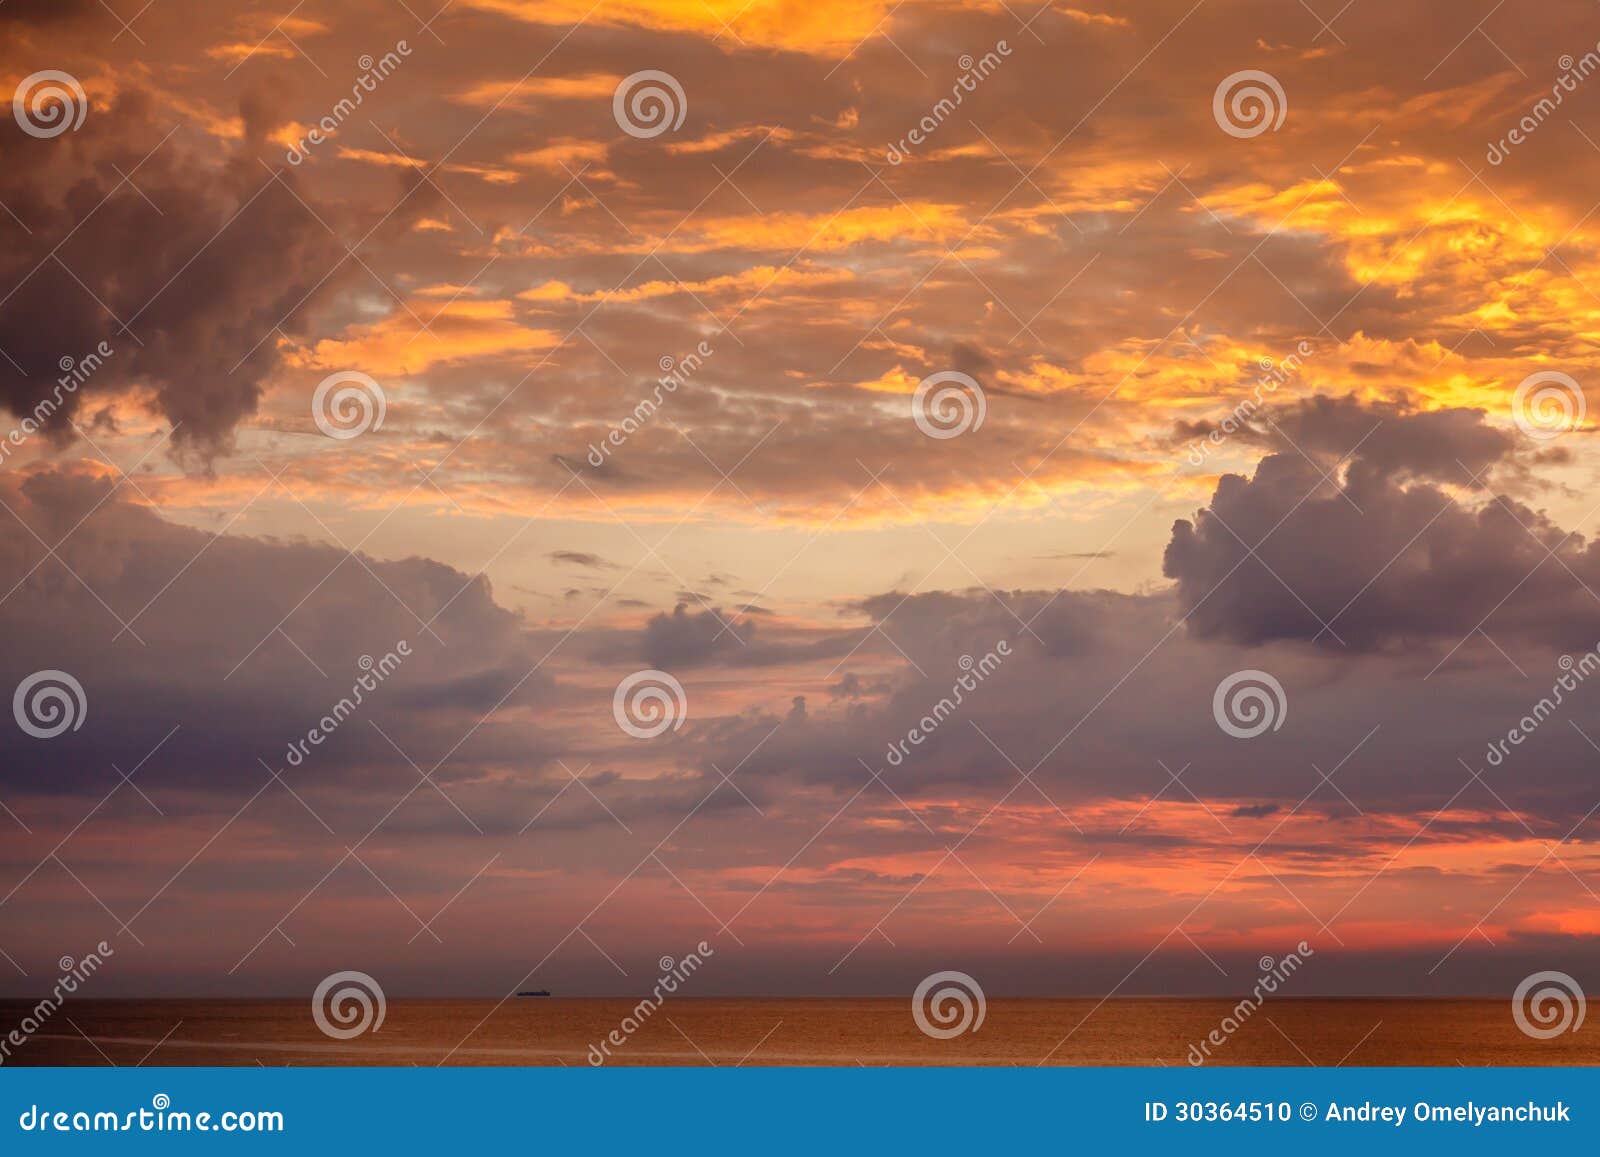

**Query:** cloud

left=1164, top=399, right=1600, bottom=651
left=0, top=467, right=551, bottom=792
left=4, top=458, right=1600, bottom=993
left=12, top=0, right=1600, bottom=995
left=460, top=0, right=910, bottom=54
left=548, top=550, right=619, bottom=569
left=1229, top=394, right=1517, bottom=484
left=0, top=85, right=419, bottom=458
left=293, top=298, right=559, bottom=377
left=636, top=604, right=764, bottom=668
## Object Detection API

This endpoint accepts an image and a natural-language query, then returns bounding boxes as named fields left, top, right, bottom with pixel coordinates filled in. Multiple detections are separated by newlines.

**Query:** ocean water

left=3, top=998, right=1593, bottom=1067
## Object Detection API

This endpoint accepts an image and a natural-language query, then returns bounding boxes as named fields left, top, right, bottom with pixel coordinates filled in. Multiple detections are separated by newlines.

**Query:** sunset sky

left=5, top=0, right=1600, bottom=1002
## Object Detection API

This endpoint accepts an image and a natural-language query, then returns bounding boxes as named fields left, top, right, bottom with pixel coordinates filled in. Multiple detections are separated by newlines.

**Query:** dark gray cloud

left=11, top=436, right=1600, bottom=845
left=1258, top=396, right=1517, bottom=484
left=625, top=569, right=1600, bottom=845
left=0, top=87, right=425, bottom=457
left=6, top=461, right=1600, bottom=998
left=0, top=468, right=551, bottom=793
left=0, top=0, right=94, bottom=24
left=589, top=602, right=861, bottom=670
left=1165, top=400, right=1600, bottom=651
left=548, top=551, right=618, bottom=569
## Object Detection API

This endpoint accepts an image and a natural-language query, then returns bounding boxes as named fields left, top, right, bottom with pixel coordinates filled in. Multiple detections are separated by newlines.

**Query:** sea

left=2, top=998, right=1592, bottom=1066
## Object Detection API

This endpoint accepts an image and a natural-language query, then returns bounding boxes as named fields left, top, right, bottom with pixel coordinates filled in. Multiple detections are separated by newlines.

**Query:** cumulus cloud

left=1165, top=399, right=1600, bottom=651
left=0, top=468, right=550, bottom=791
left=0, top=82, right=424, bottom=457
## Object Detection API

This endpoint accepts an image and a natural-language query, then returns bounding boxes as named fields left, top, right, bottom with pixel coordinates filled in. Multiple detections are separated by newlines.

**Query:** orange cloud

left=453, top=73, right=620, bottom=108
left=510, top=138, right=612, bottom=173
left=517, top=264, right=854, bottom=306
left=335, top=146, right=521, bottom=184
left=691, top=203, right=977, bottom=252
left=460, top=0, right=901, bottom=54
left=292, top=299, right=561, bottom=377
